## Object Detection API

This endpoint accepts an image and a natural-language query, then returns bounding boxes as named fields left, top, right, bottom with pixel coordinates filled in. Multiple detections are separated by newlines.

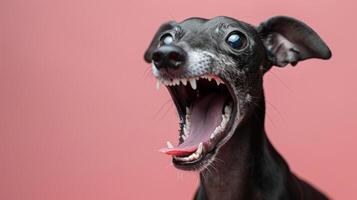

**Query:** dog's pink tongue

left=160, top=93, right=226, bottom=156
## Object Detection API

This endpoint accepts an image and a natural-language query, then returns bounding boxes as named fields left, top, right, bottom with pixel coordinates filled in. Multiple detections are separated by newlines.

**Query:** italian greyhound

left=144, top=16, right=331, bottom=200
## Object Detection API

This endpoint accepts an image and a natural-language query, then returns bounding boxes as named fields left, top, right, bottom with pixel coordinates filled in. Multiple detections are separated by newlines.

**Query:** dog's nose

left=151, top=46, right=186, bottom=70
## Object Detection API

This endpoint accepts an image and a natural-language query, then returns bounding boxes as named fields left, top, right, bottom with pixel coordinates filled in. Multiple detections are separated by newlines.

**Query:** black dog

left=144, top=16, right=331, bottom=200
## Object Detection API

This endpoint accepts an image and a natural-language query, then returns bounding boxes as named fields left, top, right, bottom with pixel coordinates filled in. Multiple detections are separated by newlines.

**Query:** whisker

left=153, top=99, right=174, bottom=119
left=269, top=70, right=295, bottom=94
left=143, top=66, right=153, bottom=77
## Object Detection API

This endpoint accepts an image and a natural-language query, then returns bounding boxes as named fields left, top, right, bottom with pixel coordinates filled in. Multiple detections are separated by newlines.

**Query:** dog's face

left=144, top=16, right=331, bottom=171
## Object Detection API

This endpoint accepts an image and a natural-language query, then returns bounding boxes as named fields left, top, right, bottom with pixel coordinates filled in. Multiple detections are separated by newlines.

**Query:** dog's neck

left=197, top=94, right=298, bottom=200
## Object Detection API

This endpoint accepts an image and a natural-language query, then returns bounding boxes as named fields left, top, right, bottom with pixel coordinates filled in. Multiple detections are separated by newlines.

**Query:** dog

left=144, top=16, right=331, bottom=200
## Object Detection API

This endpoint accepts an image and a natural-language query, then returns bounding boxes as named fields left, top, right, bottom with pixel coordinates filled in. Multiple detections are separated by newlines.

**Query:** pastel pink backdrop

left=0, top=0, right=356, bottom=199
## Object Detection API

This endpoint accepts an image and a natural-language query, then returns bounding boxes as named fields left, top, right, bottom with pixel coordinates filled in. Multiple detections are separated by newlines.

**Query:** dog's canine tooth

left=189, top=78, right=197, bottom=90
left=167, top=141, right=174, bottom=149
left=197, top=142, right=204, bottom=155
left=156, top=80, right=161, bottom=90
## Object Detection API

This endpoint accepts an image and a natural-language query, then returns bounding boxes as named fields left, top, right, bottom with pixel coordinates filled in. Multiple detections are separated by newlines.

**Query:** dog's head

left=144, top=16, right=331, bottom=171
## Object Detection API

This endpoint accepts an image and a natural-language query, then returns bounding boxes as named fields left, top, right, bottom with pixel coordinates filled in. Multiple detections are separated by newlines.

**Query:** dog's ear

left=257, top=16, right=331, bottom=67
left=144, top=21, right=176, bottom=63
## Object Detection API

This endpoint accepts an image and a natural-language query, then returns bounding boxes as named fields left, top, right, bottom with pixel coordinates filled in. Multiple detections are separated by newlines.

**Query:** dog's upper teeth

left=189, top=78, right=197, bottom=90
left=157, top=75, right=224, bottom=87
left=215, top=78, right=223, bottom=86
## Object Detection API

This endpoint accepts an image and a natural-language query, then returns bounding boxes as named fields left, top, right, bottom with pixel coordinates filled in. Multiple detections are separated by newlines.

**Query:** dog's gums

left=157, top=74, right=236, bottom=169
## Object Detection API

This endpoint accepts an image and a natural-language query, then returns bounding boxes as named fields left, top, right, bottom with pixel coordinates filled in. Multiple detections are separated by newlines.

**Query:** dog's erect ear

left=144, top=21, right=176, bottom=63
left=257, top=16, right=331, bottom=67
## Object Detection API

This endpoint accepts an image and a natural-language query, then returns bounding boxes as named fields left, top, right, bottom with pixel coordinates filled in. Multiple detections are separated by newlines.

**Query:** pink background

left=0, top=0, right=356, bottom=199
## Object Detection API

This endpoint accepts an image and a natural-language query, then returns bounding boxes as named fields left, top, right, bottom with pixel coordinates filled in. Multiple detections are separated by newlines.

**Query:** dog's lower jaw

left=194, top=95, right=328, bottom=200
left=196, top=96, right=270, bottom=200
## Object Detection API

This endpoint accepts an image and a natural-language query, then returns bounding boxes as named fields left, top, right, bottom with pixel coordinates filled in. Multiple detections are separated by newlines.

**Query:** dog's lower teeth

left=181, top=107, right=191, bottom=140
left=186, top=107, right=191, bottom=115
left=224, top=104, right=232, bottom=115
left=167, top=141, right=174, bottom=149
left=210, top=104, right=232, bottom=139
left=174, top=143, right=204, bottom=162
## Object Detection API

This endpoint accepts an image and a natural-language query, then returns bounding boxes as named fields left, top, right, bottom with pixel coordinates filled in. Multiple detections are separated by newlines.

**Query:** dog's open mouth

left=158, top=75, right=236, bottom=170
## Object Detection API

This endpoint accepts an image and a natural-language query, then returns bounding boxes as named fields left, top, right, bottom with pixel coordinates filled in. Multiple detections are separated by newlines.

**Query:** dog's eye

left=160, top=33, right=174, bottom=45
left=226, top=32, right=247, bottom=50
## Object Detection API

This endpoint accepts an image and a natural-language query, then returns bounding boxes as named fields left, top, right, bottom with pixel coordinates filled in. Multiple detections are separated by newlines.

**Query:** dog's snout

left=152, top=46, right=186, bottom=70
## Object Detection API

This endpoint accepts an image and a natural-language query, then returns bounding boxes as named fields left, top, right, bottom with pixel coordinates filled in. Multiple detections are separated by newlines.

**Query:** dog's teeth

left=167, top=141, right=174, bottom=149
left=192, top=152, right=199, bottom=159
left=189, top=79, right=197, bottom=90
left=210, top=125, right=221, bottom=139
left=182, top=134, right=188, bottom=140
left=210, top=110, right=232, bottom=139
left=215, top=79, right=221, bottom=86
left=207, top=76, right=212, bottom=81
left=174, top=79, right=180, bottom=86
left=173, top=143, right=203, bottom=162
left=186, top=107, right=191, bottom=115
left=224, top=105, right=232, bottom=114
left=156, top=80, right=161, bottom=90
left=196, top=142, right=204, bottom=155
left=163, top=80, right=169, bottom=86
left=181, top=79, right=187, bottom=86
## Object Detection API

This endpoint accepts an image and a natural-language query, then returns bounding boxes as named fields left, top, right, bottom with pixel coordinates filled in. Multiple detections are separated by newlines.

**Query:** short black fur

left=144, top=16, right=331, bottom=200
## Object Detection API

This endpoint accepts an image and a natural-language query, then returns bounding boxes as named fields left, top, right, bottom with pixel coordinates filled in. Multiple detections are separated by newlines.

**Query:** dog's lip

left=172, top=146, right=216, bottom=169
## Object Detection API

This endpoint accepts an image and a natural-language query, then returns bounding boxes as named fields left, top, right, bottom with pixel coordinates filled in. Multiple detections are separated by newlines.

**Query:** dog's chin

left=157, top=74, right=240, bottom=171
